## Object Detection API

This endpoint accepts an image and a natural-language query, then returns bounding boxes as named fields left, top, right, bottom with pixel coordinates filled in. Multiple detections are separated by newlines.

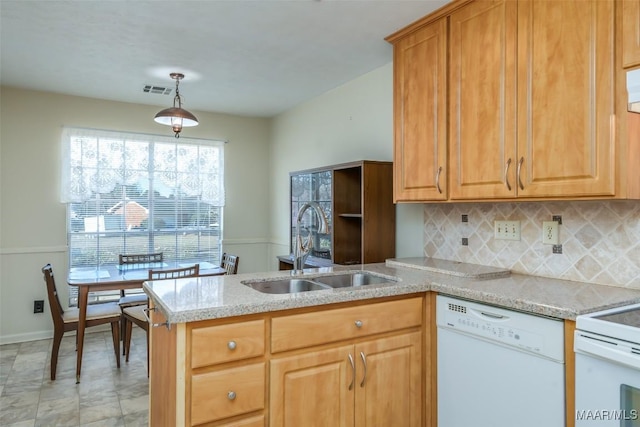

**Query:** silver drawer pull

left=354, top=320, right=363, bottom=328
left=227, top=391, right=236, bottom=400
left=227, top=340, right=237, bottom=350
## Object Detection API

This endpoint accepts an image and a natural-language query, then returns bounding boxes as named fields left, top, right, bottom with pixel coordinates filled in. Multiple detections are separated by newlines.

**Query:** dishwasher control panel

left=436, top=295, right=565, bottom=361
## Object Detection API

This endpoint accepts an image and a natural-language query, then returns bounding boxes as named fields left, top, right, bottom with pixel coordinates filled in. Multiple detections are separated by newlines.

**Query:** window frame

left=62, top=128, right=225, bottom=306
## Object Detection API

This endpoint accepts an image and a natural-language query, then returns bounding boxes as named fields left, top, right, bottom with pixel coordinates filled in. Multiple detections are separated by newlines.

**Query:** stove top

left=576, top=303, right=640, bottom=345
left=593, top=306, right=640, bottom=329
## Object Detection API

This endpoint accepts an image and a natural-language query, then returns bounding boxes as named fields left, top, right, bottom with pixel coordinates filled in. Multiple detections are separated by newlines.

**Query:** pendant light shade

left=154, top=73, right=198, bottom=138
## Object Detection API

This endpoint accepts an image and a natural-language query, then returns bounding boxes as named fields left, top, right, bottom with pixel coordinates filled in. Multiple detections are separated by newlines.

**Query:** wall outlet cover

left=542, top=221, right=560, bottom=245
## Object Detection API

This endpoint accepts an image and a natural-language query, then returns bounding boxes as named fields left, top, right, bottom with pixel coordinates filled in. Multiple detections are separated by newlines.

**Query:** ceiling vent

left=143, top=84, right=172, bottom=95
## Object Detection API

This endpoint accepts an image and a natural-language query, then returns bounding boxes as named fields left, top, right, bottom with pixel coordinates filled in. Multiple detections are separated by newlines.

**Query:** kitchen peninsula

left=143, top=258, right=640, bottom=427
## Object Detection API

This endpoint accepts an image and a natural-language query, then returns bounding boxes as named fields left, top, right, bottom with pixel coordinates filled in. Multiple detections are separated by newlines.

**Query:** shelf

left=285, top=160, right=395, bottom=268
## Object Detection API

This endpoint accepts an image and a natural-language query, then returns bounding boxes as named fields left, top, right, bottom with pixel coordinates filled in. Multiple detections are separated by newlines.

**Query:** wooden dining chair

left=117, top=252, right=164, bottom=349
left=42, top=264, right=121, bottom=380
left=122, top=264, right=200, bottom=375
left=221, top=253, right=239, bottom=274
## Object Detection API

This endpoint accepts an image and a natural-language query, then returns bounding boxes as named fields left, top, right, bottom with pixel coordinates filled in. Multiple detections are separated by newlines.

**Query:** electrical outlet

left=33, top=300, right=44, bottom=314
left=494, top=220, right=521, bottom=241
left=542, top=221, right=559, bottom=245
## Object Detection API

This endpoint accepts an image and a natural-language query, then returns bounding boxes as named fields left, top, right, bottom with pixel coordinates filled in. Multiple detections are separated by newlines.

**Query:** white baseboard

left=0, top=325, right=112, bottom=346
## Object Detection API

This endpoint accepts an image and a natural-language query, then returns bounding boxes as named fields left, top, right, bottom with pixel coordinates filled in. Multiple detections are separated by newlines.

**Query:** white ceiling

left=0, top=0, right=448, bottom=118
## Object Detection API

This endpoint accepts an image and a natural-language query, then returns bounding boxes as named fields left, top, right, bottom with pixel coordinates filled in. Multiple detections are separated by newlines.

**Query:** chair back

left=119, top=252, right=163, bottom=265
left=148, top=264, right=200, bottom=280
left=42, top=264, right=65, bottom=328
left=221, top=253, right=239, bottom=274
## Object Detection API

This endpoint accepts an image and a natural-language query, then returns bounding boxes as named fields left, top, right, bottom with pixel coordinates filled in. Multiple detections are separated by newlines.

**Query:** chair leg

left=124, top=319, right=133, bottom=363
left=110, top=321, right=120, bottom=369
left=50, top=330, right=63, bottom=381
left=121, top=313, right=126, bottom=355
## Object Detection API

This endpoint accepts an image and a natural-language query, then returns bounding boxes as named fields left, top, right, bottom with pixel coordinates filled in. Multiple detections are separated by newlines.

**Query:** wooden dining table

left=67, top=261, right=226, bottom=383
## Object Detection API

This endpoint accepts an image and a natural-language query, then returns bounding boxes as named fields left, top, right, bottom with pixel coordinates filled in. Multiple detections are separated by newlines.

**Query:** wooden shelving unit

left=280, top=160, right=395, bottom=269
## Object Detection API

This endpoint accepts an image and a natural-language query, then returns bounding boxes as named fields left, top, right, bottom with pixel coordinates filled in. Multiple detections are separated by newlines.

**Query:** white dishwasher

left=437, top=295, right=566, bottom=427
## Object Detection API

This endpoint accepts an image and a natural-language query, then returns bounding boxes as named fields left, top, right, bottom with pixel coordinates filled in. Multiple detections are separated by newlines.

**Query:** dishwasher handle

left=471, top=308, right=509, bottom=321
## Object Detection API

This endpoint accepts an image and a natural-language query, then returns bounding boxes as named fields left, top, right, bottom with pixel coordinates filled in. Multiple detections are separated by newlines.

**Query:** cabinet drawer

left=217, top=415, right=264, bottom=427
left=191, top=319, right=265, bottom=368
left=271, top=297, right=422, bottom=353
left=191, top=362, right=265, bottom=425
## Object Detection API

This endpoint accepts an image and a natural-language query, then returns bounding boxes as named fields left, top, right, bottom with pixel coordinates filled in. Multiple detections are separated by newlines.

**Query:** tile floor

left=0, top=327, right=149, bottom=426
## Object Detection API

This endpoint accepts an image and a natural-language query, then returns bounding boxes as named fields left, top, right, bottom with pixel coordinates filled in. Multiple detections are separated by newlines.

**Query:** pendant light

left=154, top=72, right=198, bottom=138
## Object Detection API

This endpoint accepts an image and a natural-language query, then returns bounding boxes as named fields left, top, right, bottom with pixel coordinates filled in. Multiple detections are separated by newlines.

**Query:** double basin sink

left=242, top=272, right=398, bottom=294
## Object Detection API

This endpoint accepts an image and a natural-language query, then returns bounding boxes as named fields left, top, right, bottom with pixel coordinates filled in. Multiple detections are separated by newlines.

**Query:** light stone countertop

left=143, top=258, right=640, bottom=324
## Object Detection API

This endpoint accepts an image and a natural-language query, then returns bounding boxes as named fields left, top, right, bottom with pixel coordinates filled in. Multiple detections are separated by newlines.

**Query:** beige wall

left=0, top=87, right=271, bottom=343
left=268, top=63, right=424, bottom=268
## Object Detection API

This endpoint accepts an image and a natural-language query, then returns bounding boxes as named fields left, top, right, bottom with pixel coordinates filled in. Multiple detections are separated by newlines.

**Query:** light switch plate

left=494, top=220, right=521, bottom=241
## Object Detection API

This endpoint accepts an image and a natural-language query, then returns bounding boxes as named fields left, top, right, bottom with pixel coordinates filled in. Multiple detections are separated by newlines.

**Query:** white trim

left=0, top=326, right=111, bottom=346
left=0, top=239, right=287, bottom=254
left=222, top=238, right=270, bottom=245
left=0, top=246, right=68, bottom=255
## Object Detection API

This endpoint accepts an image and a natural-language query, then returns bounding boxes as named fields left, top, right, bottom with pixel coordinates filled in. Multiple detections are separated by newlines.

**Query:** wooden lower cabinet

left=354, top=333, right=422, bottom=427
left=149, top=295, right=424, bottom=426
left=270, top=345, right=354, bottom=427
left=270, top=332, right=422, bottom=427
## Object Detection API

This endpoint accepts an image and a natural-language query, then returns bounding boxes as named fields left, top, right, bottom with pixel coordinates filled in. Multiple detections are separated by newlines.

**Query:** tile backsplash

left=423, top=200, right=640, bottom=289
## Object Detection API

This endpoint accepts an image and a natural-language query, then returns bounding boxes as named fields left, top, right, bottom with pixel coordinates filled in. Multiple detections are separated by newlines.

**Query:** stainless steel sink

left=312, top=272, right=396, bottom=288
left=243, top=278, right=330, bottom=294
left=242, top=272, right=397, bottom=294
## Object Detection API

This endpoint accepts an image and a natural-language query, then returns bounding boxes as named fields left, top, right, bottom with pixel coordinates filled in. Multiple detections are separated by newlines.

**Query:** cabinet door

left=354, top=331, right=422, bottom=427
left=622, top=0, right=640, bottom=68
left=516, top=0, right=615, bottom=198
left=449, top=0, right=517, bottom=199
left=270, top=345, right=354, bottom=427
left=393, top=18, right=448, bottom=201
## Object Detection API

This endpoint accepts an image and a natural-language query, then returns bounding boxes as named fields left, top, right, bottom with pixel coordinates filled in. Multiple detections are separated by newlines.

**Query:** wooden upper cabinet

left=391, top=18, right=448, bottom=202
left=622, top=0, right=640, bottom=68
left=449, top=0, right=517, bottom=200
left=516, top=0, right=615, bottom=198
left=389, top=0, right=636, bottom=202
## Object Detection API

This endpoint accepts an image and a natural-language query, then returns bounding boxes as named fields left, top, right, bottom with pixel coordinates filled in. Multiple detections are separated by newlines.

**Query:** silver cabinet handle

left=360, top=352, right=367, bottom=387
left=227, top=340, right=237, bottom=350
left=354, top=320, right=363, bottom=328
left=227, top=391, right=236, bottom=400
left=348, top=354, right=355, bottom=390
left=517, top=157, right=525, bottom=190
left=436, top=166, right=443, bottom=194
left=504, top=158, right=512, bottom=191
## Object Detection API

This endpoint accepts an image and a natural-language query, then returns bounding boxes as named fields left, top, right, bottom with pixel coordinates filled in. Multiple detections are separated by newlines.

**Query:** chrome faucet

left=293, top=201, right=329, bottom=275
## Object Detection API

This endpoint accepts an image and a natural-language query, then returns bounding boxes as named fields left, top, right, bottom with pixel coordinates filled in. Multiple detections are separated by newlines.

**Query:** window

left=62, top=128, right=225, bottom=305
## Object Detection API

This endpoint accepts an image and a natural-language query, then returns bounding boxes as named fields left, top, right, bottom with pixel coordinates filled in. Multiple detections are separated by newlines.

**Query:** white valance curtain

left=61, top=127, right=225, bottom=206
